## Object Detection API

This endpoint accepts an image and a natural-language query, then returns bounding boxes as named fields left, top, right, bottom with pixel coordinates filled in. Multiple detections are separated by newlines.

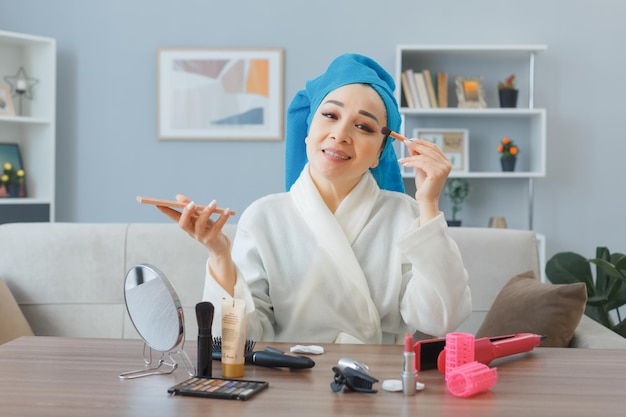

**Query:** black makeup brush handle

left=197, top=334, right=212, bottom=377
left=247, top=351, right=315, bottom=369
left=195, top=301, right=215, bottom=378
left=211, top=344, right=315, bottom=369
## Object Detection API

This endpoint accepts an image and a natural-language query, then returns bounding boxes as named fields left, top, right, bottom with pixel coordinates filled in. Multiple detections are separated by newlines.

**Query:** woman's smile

left=322, top=148, right=351, bottom=160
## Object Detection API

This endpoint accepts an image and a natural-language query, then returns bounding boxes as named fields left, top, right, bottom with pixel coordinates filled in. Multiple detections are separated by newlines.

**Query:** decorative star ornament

left=4, top=66, right=39, bottom=100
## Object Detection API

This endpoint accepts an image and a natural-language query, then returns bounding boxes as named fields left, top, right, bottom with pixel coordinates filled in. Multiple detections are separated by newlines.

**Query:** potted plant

left=498, top=137, right=519, bottom=172
left=444, top=178, right=470, bottom=227
left=497, top=74, right=518, bottom=108
left=0, top=162, right=25, bottom=198
left=546, top=247, right=626, bottom=338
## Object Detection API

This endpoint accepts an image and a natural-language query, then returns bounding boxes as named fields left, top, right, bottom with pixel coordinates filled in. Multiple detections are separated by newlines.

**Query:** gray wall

left=1, top=0, right=625, bottom=262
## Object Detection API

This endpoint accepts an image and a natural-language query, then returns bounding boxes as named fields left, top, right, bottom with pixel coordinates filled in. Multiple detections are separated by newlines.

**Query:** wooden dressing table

left=0, top=336, right=623, bottom=417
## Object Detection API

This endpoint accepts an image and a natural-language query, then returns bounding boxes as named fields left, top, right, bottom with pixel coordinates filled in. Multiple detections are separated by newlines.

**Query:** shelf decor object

left=414, top=128, right=469, bottom=173
left=157, top=47, right=284, bottom=141
left=498, top=137, right=518, bottom=172
left=3, top=66, right=39, bottom=116
left=488, top=216, right=507, bottom=228
left=0, top=143, right=25, bottom=198
left=455, top=76, right=486, bottom=109
left=498, top=74, right=518, bottom=108
left=445, top=178, right=470, bottom=227
left=0, top=84, right=15, bottom=116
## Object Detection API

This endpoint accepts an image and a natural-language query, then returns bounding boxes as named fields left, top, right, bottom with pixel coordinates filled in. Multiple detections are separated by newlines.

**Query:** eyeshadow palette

left=167, top=377, right=269, bottom=401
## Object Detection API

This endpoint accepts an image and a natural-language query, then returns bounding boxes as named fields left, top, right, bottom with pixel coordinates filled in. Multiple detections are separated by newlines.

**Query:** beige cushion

left=476, top=271, right=587, bottom=347
left=0, top=278, right=34, bottom=344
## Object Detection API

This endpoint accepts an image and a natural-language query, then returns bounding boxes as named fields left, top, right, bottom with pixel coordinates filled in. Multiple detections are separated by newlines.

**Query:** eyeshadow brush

left=195, top=302, right=215, bottom=378
left=381, top=126, right=413, bottom=143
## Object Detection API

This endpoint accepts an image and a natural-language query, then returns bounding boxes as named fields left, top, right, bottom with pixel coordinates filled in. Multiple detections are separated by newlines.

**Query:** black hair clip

left=330, top=365, right=378, bottom=393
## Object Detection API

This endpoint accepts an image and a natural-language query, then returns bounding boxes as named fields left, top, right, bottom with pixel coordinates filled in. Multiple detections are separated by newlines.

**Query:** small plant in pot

left=497, top=74, right=518, bottom=108
left=0, top=162, right=25, bottom=198
left=444, top=178, right=470, bottom=227
left=546, top=247, right=626, bottom=338
left=498, top=137, right=519, bottom=172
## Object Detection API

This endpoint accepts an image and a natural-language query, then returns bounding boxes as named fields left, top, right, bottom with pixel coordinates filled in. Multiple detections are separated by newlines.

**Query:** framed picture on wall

left=413, top=128, right=469, bottom=173
left=0, top=85, right=16, bottom=117
left=157, top=48, right=284, bottom=141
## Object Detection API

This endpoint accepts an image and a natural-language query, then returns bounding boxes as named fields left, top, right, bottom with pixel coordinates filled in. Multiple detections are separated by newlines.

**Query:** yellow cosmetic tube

left=221, top=298, right=246, bottom=378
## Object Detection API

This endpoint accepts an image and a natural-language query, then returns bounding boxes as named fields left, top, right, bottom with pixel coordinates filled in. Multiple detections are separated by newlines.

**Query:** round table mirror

left=119, top=264, right=194, bottom=379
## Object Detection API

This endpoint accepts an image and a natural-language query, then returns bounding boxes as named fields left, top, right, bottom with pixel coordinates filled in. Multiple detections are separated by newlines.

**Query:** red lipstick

left=402, top=333, right=417, bottom=396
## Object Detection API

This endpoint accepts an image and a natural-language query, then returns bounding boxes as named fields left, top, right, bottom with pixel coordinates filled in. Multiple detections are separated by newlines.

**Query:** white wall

left=1, top=0, right=625, bottom=262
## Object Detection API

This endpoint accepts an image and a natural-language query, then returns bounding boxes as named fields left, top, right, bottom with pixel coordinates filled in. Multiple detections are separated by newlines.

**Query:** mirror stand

left=120, top=264, right=196, bottom=380
left=119, top=341, right=195, bottom=379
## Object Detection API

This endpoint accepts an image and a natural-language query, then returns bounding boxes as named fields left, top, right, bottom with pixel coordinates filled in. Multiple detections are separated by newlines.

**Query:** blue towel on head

left=285, top=53, right=405, bottom=193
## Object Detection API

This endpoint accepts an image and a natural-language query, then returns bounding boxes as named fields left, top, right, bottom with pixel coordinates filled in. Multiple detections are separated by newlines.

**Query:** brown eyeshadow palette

left=167, top=377, right=269, bottom=401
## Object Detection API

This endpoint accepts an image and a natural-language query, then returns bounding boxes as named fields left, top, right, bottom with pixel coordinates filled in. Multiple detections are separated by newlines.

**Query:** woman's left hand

left=397, top=139, right=452, bottom=221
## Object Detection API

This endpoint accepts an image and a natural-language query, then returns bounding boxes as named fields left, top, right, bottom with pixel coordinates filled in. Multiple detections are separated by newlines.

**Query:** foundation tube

left=221, top=298, right=246, bottom=378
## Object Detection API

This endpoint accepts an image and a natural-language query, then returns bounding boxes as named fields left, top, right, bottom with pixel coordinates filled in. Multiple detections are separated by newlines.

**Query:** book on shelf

left=414, top=72, right=431, bottom=108
left=422, top=69, right=438, bottom=108
left=437, top=72, right=448, bottom=108
left=403, top=69, right=421, bottom=108
left=400, top=71, right=415, bottom=108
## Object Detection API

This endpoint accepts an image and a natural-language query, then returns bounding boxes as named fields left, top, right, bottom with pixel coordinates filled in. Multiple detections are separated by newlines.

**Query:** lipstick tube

left=402, top=333, right=417, bottom=396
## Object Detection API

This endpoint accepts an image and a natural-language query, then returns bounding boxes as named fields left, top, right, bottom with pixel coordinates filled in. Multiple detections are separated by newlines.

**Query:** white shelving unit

left=395, top=44, right=547, bottom=230
left=0, top=30, right=56, bottom=223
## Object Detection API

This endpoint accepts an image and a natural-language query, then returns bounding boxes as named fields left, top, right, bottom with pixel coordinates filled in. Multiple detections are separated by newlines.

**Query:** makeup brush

left=381, top=126, right=413, bottom=143
left=211, top=337, right=315, bottom=369
left=195, top=302, right=215, bottom=378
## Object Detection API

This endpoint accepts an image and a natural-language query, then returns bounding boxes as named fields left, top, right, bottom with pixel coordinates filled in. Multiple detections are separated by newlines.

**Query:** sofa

left=1, top=222, right=625, bottom=348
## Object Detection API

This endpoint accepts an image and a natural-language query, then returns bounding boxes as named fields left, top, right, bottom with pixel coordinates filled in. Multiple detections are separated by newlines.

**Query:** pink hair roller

left=444, top=332, right=475, bottom=380
left=447, top=361, right=499, bottom=398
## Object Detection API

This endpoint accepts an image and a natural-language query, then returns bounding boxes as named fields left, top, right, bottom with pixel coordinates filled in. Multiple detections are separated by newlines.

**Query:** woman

left=158, top=53, right=471, bottom=344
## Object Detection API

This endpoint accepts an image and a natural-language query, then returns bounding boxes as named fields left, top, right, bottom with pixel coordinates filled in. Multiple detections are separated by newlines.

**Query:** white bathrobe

left=203, top=166, right=471, bottom=344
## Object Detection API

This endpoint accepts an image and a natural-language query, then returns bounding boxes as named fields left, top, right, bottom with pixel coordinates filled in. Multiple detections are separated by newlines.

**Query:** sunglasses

left=330, top=365, right=378, bottom=393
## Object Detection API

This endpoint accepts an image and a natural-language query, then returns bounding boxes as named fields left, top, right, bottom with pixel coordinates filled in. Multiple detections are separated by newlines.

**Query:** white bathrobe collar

left=290, top=165, right=382, bottom=343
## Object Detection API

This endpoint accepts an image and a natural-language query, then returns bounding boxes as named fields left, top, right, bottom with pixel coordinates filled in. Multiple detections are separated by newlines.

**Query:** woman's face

left=305, top=83, right=388, bottom=186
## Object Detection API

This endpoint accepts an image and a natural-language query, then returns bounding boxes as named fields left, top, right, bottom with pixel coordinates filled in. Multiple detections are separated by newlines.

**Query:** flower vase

left=501, top=158, right=517, bottom=172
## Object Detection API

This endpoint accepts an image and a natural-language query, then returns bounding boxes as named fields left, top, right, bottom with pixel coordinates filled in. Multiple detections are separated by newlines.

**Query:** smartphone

left=167, top=376, right=268, bottom=400
left=414, top=337, right=446, bottom=371
left=136, top=196, right=235, bottom=215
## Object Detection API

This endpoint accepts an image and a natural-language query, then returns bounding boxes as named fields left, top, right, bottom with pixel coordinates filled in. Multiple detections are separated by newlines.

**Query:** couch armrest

left=569, top=314, right=626, bottom=349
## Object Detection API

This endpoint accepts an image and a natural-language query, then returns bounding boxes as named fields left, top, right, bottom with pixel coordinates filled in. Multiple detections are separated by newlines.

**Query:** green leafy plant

left=444, top=178, right=470, bottom=222
left=546, top=247, right=626, bottom=337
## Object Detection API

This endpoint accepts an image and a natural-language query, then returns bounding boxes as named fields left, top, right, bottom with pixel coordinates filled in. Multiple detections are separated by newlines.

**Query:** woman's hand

left=156, top=194, right=237, bottom=295
left=397, top=139, right=452, bottom=222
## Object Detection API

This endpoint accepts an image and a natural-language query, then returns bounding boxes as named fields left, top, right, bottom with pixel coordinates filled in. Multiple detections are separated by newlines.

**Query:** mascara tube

left=402, top=333, right=417, bottom=396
